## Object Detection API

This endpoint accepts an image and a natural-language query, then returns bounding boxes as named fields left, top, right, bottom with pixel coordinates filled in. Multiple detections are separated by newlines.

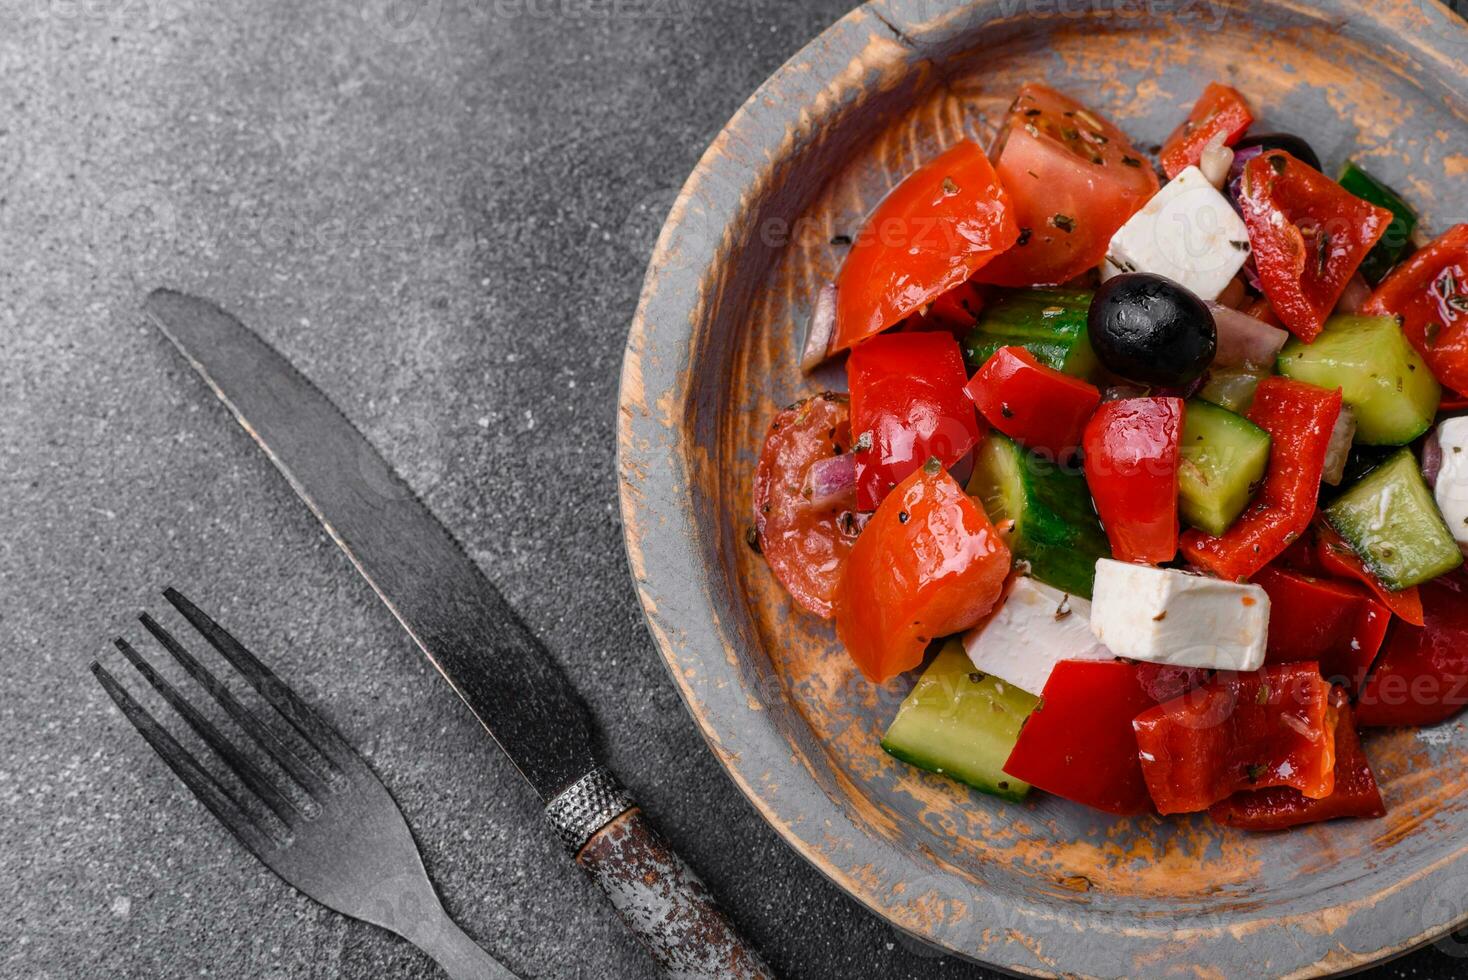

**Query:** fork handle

left=546, top=768, right=774, bottom=980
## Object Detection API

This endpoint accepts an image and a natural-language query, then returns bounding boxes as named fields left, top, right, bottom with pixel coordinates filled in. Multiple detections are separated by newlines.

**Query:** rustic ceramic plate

left=617, top=1, right=1468, bottom=974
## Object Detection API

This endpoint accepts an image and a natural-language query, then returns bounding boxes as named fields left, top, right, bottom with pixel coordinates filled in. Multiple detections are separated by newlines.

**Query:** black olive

left=1233, top=132, right=1322, bottom=172
left=1088, top=273, right=1217, bottom=386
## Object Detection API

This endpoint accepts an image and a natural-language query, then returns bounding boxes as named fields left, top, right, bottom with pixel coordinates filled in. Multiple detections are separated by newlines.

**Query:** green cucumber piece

left=881, top=640, right=1038, bottom=802
left=1178, top=400, right=1273, bottom=537
left=966, top=431, right=1110, bottom=597
left=1198, top=366, right=1267, bottom=414
left=1323, top=448, right=1462, bottom=589
left=1276, top=315, right=1440, bottom=445
left=1338, top=160, right=1417, bottom=283
left=964, top=288, right=1097, bottom=379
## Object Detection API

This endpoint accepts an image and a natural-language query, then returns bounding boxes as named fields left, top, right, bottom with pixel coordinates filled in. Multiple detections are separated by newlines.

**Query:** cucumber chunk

left=1337, top=160, right=1417, bottom=283
left=1276, top=315, right=1439, bottom=445
left=967, top=431, right=1110, bottom=597
left=1178, top=399, right=1272, bottom=536
left=964, top=288, right=1097, bottom=379
left=881, top=640, right=1038, bottom=802
left=1323, top=448, right=1463, bottom=589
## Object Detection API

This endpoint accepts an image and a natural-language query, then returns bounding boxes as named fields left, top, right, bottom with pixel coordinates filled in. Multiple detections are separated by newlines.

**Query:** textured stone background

left=3, top=1, right=1467, bottom=978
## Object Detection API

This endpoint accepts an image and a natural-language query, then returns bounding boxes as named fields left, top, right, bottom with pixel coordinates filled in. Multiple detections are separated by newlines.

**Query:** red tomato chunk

left=834, top=465, right=1009, bottom=683
left=976, top=84, right=1157, bottom=287
left=752, top=394, right=859, bottom=618
left=832, top=141, right=1019, bottom=352
left=847, top=332, right=981, bottom=512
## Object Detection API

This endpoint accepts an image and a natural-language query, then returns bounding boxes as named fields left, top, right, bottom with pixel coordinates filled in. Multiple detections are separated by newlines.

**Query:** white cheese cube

left=1434, top=417, right=1468, bottom=555
left=1104, top=165, right=1252, bottom=301
left=962, top=577, right=1112, bottom=696
left=1088, top=559, right=1269, bottom=671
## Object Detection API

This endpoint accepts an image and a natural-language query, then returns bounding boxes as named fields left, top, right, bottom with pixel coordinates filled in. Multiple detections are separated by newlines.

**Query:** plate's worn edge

left=617, top=1, right=1468, bottom=976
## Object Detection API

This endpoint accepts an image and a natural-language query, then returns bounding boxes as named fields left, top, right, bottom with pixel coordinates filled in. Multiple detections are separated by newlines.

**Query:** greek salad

left=752, top=82, right=1468, bottom=826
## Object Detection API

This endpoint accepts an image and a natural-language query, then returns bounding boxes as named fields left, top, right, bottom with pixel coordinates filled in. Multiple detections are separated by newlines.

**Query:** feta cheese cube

left=1089, top=559, right=1269, bottom=671
left=1434, top=417, right=1468, bottom=555
left=962, top=577, right=1112, bottom=696
left=1104, top=165, right=1252, bottom=301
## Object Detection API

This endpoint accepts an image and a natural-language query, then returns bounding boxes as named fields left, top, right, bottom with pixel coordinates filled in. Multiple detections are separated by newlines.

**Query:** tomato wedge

left=976, top=84, right=1158, bottom=287
left=964, top=346, right=1100, bottom=458
left=1363, top=224, right=1468, bottom=393
left=1236, top=150, right=1393, bottom=341
left=848, top=332, right=981, bottom=511
left=834, top=463, right=1010, bottom=683
left=1159, top=83, right=1254, bottom=180
left=1181, top=377, right=1341, bottom=581
left=1133, top=663, right=1337, bottom=814
left=752, top=394, right=859, bottom=618
left=831, top=141, right=1019, bottom=353
left=1209, top=692, right=1384, bottom=831
left=1082, top=397, right=1183, bottom=564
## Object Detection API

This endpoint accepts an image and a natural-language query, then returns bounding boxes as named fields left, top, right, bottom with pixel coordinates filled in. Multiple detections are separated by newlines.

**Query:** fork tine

left=139, top=613, right=330, bottom=798
left=163, top=588, right=354, bottom=768
left=90, top=661, right=276, bottom=855
left=114, top=637, right=300, bottom=823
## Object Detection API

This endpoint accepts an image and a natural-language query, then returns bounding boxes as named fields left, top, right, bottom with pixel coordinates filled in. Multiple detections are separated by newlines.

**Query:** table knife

left=144, top=289, right=773, bottom=980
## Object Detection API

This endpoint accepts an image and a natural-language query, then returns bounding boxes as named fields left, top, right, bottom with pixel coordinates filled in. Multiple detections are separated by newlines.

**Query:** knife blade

left=145, top=289, right=773, bottom=980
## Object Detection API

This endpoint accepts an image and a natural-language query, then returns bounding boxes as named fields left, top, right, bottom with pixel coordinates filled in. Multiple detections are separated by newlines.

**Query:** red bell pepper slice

left=848, top=332, right=981, bottom=511
left=834, top=463, right=1010, bottom=683
left=964, top=346, right=1100, bottom=459
left=1209, top=692, right=1384, bottom=830
left=1253, top=566, right=1388, bottom=693
left=1314, top=522, right=1425, bottom=626
left=832, top=141, right=1019, bottom=352
left=1363, top=224, right=1468, bottom=393
left=1082, top=397, right=1183, bottom=564
left=1002, top=660, right=1161, bottom=815
left=1237, top=151, right=1393, bottom=342
left=1181, top=378, right=1342, bottom=581
left=1356, top=567, right=1468, bottom=727
left=1159, top=83, right=1254, bottom=179
left=1132, top=663, right=1338, bottom=814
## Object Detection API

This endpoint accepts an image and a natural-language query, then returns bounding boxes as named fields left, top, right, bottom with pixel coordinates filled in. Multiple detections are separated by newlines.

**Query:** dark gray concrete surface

left=3, top=2, right=1467, bottom=978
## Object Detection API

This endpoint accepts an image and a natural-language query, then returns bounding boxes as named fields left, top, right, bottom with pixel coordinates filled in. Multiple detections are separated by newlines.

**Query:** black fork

left=91, top=589, right=516, bottom=980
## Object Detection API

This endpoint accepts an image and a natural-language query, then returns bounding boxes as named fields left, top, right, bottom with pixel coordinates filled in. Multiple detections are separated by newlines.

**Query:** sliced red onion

left=801, top=282, right=837, bottom=374
left=1207, top=302, right=1289, bottom=369
left=1335, top=272, right=1372, bottom=315
left=1321, top=406, right=1357, bottom=486
left=1423, top=425, right=1444, bottom=488
left=802, top=453, right=856, bottom=509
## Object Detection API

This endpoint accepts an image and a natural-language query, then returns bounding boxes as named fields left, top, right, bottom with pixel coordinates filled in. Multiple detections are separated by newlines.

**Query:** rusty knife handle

left=545, top=768, right=775, bottom=980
